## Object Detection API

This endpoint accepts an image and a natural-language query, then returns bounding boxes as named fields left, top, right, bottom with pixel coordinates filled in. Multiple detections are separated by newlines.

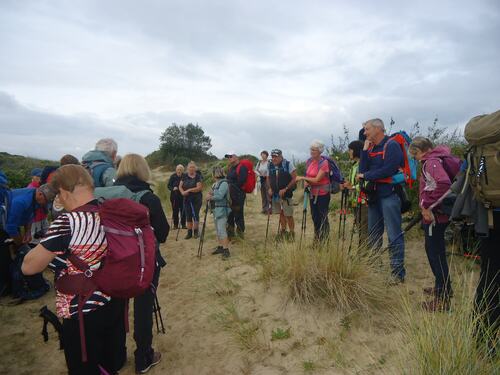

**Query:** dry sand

left=0, top=170, right=479, bottom=374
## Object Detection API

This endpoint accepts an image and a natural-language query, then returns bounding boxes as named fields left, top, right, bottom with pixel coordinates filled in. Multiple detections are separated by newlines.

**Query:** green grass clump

left=271, top=327, right=291, bottom=341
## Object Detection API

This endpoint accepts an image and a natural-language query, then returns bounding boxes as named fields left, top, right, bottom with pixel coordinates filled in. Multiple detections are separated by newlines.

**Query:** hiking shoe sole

left=136, top=352, right=161, bottom=374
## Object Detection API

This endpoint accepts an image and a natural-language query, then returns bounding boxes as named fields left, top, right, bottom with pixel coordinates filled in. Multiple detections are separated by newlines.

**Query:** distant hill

left=0, top=152, right=58, bottom=188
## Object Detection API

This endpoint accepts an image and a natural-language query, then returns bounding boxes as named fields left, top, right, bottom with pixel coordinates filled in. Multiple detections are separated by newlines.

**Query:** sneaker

left=422, top=298, right=450, bottom=312
left=136, top=351, right=162, bottom=374
left=222, top=248, right=230, bottom=259
left=212, top=246, right=224, bottom=255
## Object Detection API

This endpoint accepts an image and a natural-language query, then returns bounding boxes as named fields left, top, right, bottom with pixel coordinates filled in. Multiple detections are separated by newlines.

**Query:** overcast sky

left=1, top=0, right=499, bottom=161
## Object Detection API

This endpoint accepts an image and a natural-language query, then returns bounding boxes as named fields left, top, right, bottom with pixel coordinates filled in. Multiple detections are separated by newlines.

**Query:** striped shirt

left=42, top=201, right=110, bottom=319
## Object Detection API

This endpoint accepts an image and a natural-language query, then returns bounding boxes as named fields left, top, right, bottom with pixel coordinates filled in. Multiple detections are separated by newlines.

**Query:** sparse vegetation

left=396, top=276, right=499, bottom=375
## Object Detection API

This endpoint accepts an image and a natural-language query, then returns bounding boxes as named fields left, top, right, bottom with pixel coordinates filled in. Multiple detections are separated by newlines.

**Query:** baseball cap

left=224, top=151, right=237, bottom=158
left=270, top=149, right=282, bottom=157
left=31, top=168, right=42, bottom=177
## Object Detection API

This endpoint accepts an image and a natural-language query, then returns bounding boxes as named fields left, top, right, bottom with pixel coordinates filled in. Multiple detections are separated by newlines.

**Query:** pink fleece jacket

left=419, top=145, right=452, bottom=224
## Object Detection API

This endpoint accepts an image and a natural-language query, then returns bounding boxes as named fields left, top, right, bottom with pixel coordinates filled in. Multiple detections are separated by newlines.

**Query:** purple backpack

left=440, top=155, right=462, bottom=182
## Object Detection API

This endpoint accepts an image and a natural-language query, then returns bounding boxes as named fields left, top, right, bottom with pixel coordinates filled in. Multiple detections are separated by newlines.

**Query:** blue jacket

left=5, top=188, right=39, bottom=237
left=359, top=136, right=404, bottom=198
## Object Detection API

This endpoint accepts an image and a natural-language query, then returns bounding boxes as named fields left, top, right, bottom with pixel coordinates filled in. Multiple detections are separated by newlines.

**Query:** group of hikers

left=0, top=110, right=499, bottom=374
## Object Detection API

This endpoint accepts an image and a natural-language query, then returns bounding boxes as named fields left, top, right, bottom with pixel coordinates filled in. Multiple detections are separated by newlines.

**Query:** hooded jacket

left=419, top=145, right=452, bottom=224
left=81, top=150, right=116, bottom=187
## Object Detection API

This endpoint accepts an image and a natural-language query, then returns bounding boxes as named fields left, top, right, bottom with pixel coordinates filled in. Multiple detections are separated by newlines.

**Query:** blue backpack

left=306, top=156, right=344, bottom=194
left=82, top=160, right=114, bottom=187
left=0, top=170, right=10, bottom=230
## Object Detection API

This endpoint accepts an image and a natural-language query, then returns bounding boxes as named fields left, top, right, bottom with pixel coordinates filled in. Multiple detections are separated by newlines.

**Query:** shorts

left=215, top=216, right=228, bottom=239
left=271, top=198, right=294, bottom=217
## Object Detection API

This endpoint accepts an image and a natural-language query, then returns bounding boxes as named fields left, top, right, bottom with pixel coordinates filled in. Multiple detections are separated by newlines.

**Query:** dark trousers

left=62, top=298, right=127, bottom=375
left=170, top=193, right=185, bottom=228
left=423, top=222, right=452, bottom=298
left=475, top=211, right=500, bottom=335
left=134, top=265, right=161, bottom=371
left=310, top=194, right=330, bottom=241
left=0, top=229, right=12, bottom=295
left=260, top=177, right=269, bottom=212
left=228, top=194, right=246, bottom=235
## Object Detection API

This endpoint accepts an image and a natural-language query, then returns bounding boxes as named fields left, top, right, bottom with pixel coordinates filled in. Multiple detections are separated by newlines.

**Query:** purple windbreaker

left=419, top=145, right=452, bottom=224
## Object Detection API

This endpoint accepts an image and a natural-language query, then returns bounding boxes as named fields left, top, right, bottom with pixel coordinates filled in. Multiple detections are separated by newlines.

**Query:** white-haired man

left=357, top=119, right=406, bottom=283
left=81, top=138, right=118, bottom=187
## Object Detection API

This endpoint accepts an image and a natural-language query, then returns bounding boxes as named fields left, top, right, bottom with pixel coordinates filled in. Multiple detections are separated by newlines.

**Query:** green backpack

left=94, top=185, right=150, bottom=203
left=464, top=109, right=500, bottom=208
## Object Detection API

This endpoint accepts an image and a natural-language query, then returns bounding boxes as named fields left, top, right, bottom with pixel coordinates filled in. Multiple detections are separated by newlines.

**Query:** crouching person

left=22, top=165, right=126, bottom=375
left=207, top=166, right=231, bottom=259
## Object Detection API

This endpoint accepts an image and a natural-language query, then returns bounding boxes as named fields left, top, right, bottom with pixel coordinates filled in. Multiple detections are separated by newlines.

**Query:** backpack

left=0, top=171, right=10, bottom=230
left=306, top=156, right=344, bottom=194
left=94, top=185, right=150, bottom=203
left=464, top=109, right=500, bottom=208
left=236, top=159, right=256, bottom=193
left=268, top=159, right=296, bottom=197
left=438, top=155, right=462, bottom=182
left=55, top=198, right=156, bottom=362
left=384, top=131, right=418, bottom=187
left=212, top=179, right=232, bottom=208
left=82, top=160, right=114, bottom=187
left=10, top=244, right=50, bottom=300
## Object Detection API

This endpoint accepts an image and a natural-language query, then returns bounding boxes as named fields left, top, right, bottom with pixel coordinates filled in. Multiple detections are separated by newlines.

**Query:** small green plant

left=271, top=327, right=291, bottom=341
left=303, top=360, right=315, bottom=372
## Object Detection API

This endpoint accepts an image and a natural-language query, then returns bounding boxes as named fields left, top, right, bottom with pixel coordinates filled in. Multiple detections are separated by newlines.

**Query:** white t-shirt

left=255, top=160, right=269, bottom=177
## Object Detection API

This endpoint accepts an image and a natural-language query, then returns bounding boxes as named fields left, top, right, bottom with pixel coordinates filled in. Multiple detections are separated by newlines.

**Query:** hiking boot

left=222, top=248, right=230, bottom=259
left=184, top=230, right=192, bottom=240
left=173, top=225, right=179, bottom=230
left=388, top=277, right=405, bottom=286
left=193, top=230, right=199, bottom=239
left=423, top=286, right=454, bottom=298
left=287, top=232, right=295, bottom=242
left=422, top=297, right=450, bottom=312
left=136, top=351, right=162, bottom=374
left=212, top=246, right=224, bottom=255
left=181, top=225, right=187, bottom=229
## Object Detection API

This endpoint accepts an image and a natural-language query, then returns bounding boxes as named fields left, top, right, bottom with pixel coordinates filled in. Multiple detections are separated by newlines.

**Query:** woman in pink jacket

left=410, top=137, right=457, bottom=312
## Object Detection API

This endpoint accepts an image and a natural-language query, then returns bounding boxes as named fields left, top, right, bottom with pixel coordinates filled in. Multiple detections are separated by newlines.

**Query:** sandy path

left=0, top=171, right=479, bottom=374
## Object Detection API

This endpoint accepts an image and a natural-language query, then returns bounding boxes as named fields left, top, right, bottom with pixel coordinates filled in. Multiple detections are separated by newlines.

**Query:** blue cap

left=31, top=168, right=42, bottom=177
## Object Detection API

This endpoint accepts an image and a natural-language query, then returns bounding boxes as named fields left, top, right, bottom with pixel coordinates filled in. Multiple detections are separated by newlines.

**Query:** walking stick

left=338, top=188, right=347, bottom=240
left=348, top=192, right=362, bottom=253
left=299, top=189, right=309, bottom=249
left=341, top=189, right=349, bottom=241
left=264, top=200, right=272, bottom=250
left=382, top=213, right=423, bottom=253
left=197, top=201, right=210, bottom=258
left=175, top=197, right=185, bottom=241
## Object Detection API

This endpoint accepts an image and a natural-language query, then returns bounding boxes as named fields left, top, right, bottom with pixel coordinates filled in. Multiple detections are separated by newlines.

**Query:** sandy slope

left=0, top=170, right=479, bottom=375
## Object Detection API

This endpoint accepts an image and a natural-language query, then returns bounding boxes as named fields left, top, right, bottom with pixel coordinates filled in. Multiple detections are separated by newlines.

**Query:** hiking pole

left=151, top=285, right=166, bottom=334
left=348, top=192, right=361, bottom=253
left=338, top=188, right=347, bottom=240
left=197, top=201, right=209, bottom=259
left=275, top=197, right=284, bottom=249
left=341, top=189, right=349, bottom=241
left=382, top=213, right=422, bottom=253
left=264, top=200, right=272, bottom=250
left=175, top=196, right=184, bottom=241
left=299, top=188, right=309, bottom=249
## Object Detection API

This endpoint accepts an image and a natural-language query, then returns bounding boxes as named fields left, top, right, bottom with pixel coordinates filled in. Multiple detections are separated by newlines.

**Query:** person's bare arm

left=22, top=243, right=56, bottom=275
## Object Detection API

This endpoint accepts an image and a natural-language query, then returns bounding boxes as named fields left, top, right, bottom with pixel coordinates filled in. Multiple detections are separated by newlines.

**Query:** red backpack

left=236, top=159, right=256, bottom=193
left=56, top=198, right=156, bottom=362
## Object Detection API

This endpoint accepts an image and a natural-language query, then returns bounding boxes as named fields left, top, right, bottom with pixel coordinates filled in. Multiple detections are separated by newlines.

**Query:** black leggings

left=62, top=298, right=126, bottom=375
left=185, top=194, right=202, bottom=223
left=170, top=192, right=186, bottom=227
